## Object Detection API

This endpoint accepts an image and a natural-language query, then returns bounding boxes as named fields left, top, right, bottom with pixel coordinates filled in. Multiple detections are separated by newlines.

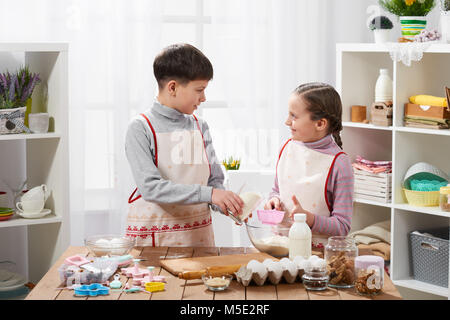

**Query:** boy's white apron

left=277, top=139, right=344, bottom=248
left=126, top=114, right=214, bottom=247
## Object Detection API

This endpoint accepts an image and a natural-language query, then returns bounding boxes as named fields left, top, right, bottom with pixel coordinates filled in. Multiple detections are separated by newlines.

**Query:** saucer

left=18, top=208, right=51, bottom=219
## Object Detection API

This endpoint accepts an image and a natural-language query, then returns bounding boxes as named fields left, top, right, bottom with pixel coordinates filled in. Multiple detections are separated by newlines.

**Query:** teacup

left=21, top=185, right=50, bottom=202
left=16, top=199, right=45, bottom=215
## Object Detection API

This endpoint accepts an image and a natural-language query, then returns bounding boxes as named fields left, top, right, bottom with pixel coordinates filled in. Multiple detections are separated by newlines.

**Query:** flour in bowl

left=252, top=235, right=289, bottom=257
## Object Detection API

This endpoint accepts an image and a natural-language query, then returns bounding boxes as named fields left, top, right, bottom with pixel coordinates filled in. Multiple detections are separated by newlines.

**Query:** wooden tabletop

left=25, top=246, right=402, bottom=300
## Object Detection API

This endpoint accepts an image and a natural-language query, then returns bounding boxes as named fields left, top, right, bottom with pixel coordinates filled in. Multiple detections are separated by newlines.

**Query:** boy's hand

left=264, top=197, right=282, bottom=210
left=212, top=188, right=244, bottom=218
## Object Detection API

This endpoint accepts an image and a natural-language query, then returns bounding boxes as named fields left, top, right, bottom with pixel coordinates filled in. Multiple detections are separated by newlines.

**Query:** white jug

left=21, top=185, right=51, bottom=202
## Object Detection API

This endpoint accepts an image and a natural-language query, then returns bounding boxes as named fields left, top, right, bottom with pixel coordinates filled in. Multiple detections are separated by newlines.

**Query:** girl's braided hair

left=293, top=82, right=343, bottom=149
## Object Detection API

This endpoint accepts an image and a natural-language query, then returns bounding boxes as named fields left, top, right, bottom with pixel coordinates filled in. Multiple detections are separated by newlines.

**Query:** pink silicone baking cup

left=257, top=210, right=285, bottom=225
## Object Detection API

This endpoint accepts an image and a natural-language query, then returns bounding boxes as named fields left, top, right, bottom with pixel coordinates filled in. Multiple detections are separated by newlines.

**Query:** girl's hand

left=289, top=195, right=306, bottom=217
left=289, top=195, right=315, bottom=227
left=212, top=188, right=244, bottom=218
left=264, top=197, right=282, bottom=210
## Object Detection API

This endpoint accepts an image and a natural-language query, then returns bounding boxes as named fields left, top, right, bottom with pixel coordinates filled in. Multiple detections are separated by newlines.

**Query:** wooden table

left=25, top=246, right=402, bottom=300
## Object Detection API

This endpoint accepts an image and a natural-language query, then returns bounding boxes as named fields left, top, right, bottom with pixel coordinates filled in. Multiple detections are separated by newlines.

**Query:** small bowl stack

left=0, top=207, right=14, bottom=221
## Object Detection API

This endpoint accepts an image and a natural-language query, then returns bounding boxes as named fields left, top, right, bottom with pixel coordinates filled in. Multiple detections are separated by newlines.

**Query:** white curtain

left=0, top=0, right=163, bottom=246
left=203, top=0, right=380, bottom=171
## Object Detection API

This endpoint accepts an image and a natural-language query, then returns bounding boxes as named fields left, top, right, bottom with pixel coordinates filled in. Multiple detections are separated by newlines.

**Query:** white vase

left=373, top=29, right=391, bottom=43
left=375, top=69, right=393, bottom=102
left=441, top=11, right=450, bottom=43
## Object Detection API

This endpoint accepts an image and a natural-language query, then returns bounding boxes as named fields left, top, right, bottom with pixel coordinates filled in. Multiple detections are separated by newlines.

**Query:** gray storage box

left=409, top=227, right=449, bottom=288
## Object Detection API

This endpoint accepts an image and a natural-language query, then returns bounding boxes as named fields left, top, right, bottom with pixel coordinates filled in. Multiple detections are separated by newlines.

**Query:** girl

left=265, top=82, right=354, bottom=248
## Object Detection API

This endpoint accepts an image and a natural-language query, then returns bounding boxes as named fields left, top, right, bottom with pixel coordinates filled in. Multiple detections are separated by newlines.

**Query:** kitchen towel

left=358, top=242, right=391, bottom=261
left=348, top=220, right=391, bottom=245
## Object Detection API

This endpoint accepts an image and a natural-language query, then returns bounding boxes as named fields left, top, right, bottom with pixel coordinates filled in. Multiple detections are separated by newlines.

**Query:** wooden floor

left=25, top=246, right=402, bottom=300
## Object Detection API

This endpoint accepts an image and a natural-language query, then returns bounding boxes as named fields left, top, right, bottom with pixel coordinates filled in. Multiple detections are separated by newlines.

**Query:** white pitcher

left=21, top=184, right=51, bottom=202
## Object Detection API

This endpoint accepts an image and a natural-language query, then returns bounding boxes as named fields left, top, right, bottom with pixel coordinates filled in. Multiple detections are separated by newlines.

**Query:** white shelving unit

left=0, top=43, right=70, bottom=284
left=337, top=43, right=450, bottom=299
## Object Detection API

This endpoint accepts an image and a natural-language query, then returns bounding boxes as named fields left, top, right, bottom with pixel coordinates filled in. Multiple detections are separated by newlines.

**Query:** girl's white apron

left=126, top=113, right=214, bottom=247
left=277, top=139, right=344, bottom=248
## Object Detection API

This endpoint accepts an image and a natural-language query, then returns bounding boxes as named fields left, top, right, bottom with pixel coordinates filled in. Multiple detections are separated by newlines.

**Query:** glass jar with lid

left=354, top=255, right=384, bottom=295
left=439, top=186, right=450, bottom=212
left=324, top=236, right=358, bottom=288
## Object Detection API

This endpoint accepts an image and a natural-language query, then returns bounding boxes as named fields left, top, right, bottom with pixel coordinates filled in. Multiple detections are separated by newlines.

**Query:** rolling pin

left=178, top=264, right=242, bottom=280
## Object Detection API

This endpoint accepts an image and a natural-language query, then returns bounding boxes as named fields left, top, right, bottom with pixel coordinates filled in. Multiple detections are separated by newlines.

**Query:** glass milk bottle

left=288, top=213, right=312, bottom=259
left=375, top=68, right=393, bottom=102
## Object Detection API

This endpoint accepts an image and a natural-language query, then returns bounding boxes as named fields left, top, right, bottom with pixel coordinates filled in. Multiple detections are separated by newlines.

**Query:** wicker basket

left=402, top=162, right=448, bottom=206
left=0, top=107, right=26, bottom=134
left=410, top=227, right=449, bottom=288
left=403, top=187, right=440, bottom=207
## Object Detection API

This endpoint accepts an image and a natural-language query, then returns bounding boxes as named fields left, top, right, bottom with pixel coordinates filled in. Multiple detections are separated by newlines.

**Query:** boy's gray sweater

left=125, top=101, right=225, bottom=205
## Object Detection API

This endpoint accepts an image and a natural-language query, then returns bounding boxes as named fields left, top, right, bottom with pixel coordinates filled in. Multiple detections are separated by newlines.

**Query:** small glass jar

left=439, top=186, right=450, bottom=212
left=354, top=255, right=384, bottom=295
left=325, top=236, right=358, bottom=288
left=302, top=266, right=329, bottom=291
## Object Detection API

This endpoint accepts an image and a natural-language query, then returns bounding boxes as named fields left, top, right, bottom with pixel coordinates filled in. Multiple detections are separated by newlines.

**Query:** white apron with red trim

left=126, top=114, right=214, bottom=247
left=277, top=139, right=343, bottom=248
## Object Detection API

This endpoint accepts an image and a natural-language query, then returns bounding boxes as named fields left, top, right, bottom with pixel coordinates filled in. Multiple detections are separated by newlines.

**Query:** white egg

left=262, top=259, right=275, bottom=268
left=267, top=261, right=284, bottom=278
left=285, top=260, right=298, bottom=276
left=293, top=256, right=305, bottom=268
left=311, top=258, right=327, bottom=270
left=247, top=260, right=267, bottom=278
left=298, top=259, right=312, bottom=270
left=95, top=239, right=111, bottom=247
left=247, top=259, right=261, bottom=269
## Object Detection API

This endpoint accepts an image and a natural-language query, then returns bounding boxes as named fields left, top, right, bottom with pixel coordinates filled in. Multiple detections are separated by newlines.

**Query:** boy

left=125, top=43, right=243, bottom=247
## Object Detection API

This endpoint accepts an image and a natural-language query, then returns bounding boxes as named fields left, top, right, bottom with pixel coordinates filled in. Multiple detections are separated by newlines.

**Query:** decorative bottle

left=375, top=68, right=393, bottom=102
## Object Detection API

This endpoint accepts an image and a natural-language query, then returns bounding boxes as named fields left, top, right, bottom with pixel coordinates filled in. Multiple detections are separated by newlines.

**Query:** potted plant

left=379, top=0, right=436, bottom=40
left=0, top=66, right=40, bottom=134
left=222, top=156, right=241, bottom=171
left=370, top=16, right=394, bottom=43
left=440, top=0, right=450, bottom=42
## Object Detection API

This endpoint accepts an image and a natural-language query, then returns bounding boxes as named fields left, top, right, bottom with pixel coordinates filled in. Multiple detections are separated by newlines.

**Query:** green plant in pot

left=222, top=156, right=241, bottom=171
left=379, top=0, right=436, bottom=40
left=0, top=66, right=41, bottom=134
left=370, top=15, right=394, bottom=43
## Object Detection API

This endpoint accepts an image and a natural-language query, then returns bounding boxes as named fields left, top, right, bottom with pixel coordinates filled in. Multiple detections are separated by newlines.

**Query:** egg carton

left=234, top=256, right=325, bottom=287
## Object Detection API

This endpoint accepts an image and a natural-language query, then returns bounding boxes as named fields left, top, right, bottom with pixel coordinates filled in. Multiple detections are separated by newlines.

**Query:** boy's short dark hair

left=153, top=43, right=213, bottom=89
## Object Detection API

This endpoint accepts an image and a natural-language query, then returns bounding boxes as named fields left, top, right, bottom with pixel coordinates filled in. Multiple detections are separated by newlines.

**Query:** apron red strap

left=324, top=151, right=346, bottom=213
left=140, top=113, right=158, bottom=167
left=192, top=114, right=211, bottom=176
left=275, top=138, right=292, bottom=181
left=128, top=113, right=158, bottom=204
